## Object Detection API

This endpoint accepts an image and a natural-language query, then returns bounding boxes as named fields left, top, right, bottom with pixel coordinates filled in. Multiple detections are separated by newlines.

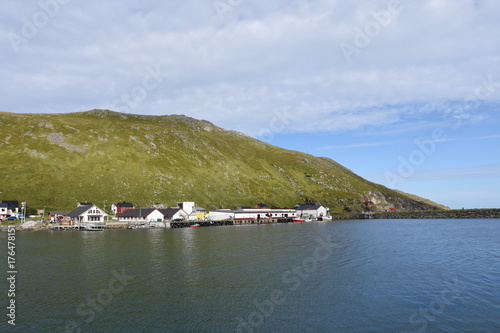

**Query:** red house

left=114, top=202, right=135, bottom=216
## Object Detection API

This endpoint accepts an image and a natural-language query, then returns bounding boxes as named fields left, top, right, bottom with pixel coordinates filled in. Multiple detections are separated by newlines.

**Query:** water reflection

left=177, top=228, right=202, bottom=286
left=79, top=230, right=108, bottom=286
left=144, top=229, right=171, bottom=278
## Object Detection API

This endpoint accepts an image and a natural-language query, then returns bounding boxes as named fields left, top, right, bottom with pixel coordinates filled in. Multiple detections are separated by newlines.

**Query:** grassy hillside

left=0, top=110, right=446, bottom=212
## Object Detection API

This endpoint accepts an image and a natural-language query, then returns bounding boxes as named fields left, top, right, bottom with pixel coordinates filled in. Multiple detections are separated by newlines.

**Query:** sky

left=1, top=0, right=500, bottom=209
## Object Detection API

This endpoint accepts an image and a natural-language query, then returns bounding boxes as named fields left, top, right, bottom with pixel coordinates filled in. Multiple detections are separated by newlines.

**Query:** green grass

left=0, top=110, right=446, bottom=212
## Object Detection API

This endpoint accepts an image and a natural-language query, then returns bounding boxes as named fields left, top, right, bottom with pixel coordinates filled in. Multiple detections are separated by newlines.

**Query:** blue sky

left=1, top=0, right=499, bottom=208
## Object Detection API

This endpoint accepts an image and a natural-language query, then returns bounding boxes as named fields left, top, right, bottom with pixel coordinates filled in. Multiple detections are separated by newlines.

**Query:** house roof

left=0, top=203, right=9, bottom=209
left=158, top=208, right=181, bottom=218
left=120, top=208, right=182, bottom=219
left=68, top=205, right=93, bottom=217
left=120, top=208, right=156, bottom=218
left=117, top=202, right=134, bottom=207
left=50, top=211, right=68, bottom=215
left=2, top=201, right=19, bottom=208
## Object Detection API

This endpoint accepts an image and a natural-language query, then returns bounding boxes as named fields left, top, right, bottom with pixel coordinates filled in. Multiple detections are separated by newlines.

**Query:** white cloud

left=1, top=0, right=499, bottom=134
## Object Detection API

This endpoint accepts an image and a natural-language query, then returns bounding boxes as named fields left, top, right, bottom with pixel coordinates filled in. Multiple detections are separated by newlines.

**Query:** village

left=0, top=200, right=332, bottom=230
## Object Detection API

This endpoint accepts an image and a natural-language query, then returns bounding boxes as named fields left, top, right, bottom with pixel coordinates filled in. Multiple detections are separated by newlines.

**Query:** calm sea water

left=1, top=219, right=499, bottom=332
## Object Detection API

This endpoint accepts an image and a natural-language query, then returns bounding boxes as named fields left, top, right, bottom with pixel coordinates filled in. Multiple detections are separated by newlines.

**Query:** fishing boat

left=293, top=216, right=312, bottom=222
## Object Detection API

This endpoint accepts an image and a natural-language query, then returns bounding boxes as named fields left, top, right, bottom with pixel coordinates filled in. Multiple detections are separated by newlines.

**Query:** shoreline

left=2, top=209, right=500, bottom=232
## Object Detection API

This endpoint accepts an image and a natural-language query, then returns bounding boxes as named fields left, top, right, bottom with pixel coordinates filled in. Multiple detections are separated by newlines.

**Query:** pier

left=170, top=220, right=233, bottom=228
left=170, top=217, right=295, bottom=228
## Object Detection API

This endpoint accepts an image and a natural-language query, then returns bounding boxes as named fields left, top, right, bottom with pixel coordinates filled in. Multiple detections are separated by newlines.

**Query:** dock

left=170, top=220, right=233, bottom=228
left=170, top=217, right=295, bottom=228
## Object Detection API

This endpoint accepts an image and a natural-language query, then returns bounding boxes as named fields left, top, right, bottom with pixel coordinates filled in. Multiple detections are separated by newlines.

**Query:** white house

left=160, top=208, right=189, bottom=221
left=119, top=208, right=164, bottom=223
left=0, top=203, right=9, bottom=220
left=177, top=202, right=195, bottom=215
left=67, top=204, right=108, bottom=223
left=295, top=204, right=330, bottom=219
left=119, top=207, right=188, bottom=227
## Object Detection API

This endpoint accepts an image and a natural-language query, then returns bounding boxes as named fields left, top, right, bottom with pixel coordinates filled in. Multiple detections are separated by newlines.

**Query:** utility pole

left=21, top=201, right=26, bottom=224
left=104, top=200, right=107, bottom=224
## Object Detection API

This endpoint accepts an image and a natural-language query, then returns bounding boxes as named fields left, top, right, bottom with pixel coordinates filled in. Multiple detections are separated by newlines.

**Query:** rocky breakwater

left=374, top=209, right=500, bottom=219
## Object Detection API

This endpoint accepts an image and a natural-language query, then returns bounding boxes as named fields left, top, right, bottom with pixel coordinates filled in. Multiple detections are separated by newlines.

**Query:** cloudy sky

left=2, top=0, right=500, bottom=208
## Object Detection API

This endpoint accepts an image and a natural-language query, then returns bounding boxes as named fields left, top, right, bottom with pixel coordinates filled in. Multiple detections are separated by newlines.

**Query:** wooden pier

left=170, top=220, right=233, bottom=228
left=170, top=218, right=295, bottom=228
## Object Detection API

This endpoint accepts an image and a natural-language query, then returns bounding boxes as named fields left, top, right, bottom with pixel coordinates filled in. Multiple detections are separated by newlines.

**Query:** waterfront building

left=295, top=204, right=330, bottom=219
left=207, top=208, right=298, bottom=221
left=111, top=202, right=135, bottom=216
left=119, top=208, right=164, bottom=224
left=0, top=203, right=9, bottom=220
left=67, top=203, right=108, bottom=224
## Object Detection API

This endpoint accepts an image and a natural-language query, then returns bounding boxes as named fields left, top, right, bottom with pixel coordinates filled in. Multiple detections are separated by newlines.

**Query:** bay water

left=1, top=219, right=499, bottom=332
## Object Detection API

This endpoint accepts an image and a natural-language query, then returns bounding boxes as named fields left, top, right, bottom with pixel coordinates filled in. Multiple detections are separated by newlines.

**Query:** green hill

left=0, top=110, right=446, bottom=212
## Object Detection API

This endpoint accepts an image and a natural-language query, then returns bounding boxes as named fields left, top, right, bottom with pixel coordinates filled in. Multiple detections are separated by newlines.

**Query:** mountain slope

left=0, top=110, right=445, bottom=212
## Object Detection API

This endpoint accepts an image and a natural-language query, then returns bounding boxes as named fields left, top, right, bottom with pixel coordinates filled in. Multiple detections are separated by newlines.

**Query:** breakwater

left=330, top=209, right=500, bottom=220
left=372, top=209, right=500, bottom=219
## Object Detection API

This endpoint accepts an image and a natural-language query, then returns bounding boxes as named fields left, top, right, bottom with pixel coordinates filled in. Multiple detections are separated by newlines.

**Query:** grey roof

left=2, top=201, right=19, bottom=208
left=120, top=208, right=156, bottom=218
left=68, top=205, right=92, bottom=217
left=117, top=202, right=134, bottom=207
left=158, top=208, right=181, bottom=219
